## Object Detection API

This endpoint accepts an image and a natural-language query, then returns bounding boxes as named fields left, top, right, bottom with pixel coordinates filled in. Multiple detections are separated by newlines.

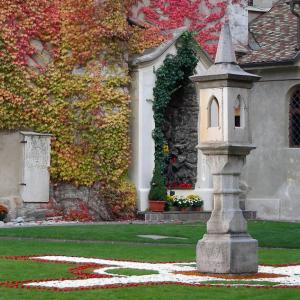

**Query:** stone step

left=144, top=210, right=256, bottom=223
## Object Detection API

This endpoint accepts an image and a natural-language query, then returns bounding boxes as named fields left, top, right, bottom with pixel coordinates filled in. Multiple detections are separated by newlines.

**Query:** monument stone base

left=196, top=233, right=258, bottom=274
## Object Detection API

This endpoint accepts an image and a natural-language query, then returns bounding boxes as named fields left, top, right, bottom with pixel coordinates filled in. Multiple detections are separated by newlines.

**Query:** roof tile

left=239, top=0, right=298, bottom=66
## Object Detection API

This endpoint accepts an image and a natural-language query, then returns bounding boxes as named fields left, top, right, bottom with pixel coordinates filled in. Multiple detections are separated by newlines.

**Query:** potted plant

left=187, top=195, right=203, bottom=211
left=165, top=194, right=177, bottom=211
left=148, top=165, right=167, bottom=212
left=173, top=195, right=190, bottom=211
left=0, top=204, right=8, bottom=222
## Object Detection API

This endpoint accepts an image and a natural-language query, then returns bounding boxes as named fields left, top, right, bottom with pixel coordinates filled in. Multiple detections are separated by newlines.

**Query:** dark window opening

left=289, top=89, right=300, bottom=147
left=235, top=115, right=241, bottom=127
left=248, top=0, right=253, bottom=6
left=234, top=96, right=242, bottom=128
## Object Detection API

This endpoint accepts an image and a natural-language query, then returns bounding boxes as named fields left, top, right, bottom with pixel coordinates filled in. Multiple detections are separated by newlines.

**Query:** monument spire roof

left=190, top=21, right=261, bottom=84
left=215, top=21, right=237, bottom=65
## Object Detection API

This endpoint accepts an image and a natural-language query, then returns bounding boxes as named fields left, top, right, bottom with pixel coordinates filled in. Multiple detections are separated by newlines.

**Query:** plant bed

left=166, top=194, right=204, bottom=212
left=0, top=237, right=299, bottom=299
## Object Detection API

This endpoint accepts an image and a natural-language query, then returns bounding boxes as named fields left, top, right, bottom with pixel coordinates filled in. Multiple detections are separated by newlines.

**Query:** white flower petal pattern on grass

left=24, top=256, right=300, bottom=289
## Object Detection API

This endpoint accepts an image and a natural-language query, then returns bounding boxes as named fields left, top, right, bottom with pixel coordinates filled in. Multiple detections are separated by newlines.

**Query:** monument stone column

left=190, top=22, right=261, bottom=274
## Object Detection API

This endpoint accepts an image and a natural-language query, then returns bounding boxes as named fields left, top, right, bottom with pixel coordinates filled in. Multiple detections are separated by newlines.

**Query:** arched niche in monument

left=208, top=97, right=219, bottom=128
left=234, top=95, right=246, bottom=128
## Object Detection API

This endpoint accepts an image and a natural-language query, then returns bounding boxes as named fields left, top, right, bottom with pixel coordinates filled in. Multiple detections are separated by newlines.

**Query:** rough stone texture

left=16, top=203, right=48, bottom=221
left=50, top=183, right=113, bottom=221
left=239, top=180, right=250, bottom=210
left=20, top=132, right=51, bottom=203
left=163, top=83, right=198, bottom=187
left=197, top=233, right=258, bottom=274
left=196, top=145, right=258, bottom=274
left=193, top=22, right=258, bottom=274
left=144, top=210, right=256, bottom=223
left=0, top=131, right=51, bottom=221
left=253, top=0, right=275, bottom=8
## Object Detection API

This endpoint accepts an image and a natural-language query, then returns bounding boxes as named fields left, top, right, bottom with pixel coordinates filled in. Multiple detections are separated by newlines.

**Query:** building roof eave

left=129, top=28, right=213, bottom=69
left=129, top=27, right=187, bottom=67
left=240, top=50, right=300, bottom=69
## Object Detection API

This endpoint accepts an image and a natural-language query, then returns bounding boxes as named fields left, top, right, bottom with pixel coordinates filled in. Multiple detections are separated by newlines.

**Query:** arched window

left=289, top=89, right=300, bottom=147
left=234, top=96, right=241, bottom=127
left=209, top=97, right=219, bottom=127
left=234, top=95, right=244, bottom=128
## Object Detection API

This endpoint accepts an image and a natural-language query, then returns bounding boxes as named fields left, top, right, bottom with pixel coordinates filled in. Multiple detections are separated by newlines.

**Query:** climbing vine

left=149, top=32, right=199, bottom=196
left=134, top=0, right=241, bottom=56
left=0, top=0, right=242, bottom=216
left=0, top=0, right=163, bottom=218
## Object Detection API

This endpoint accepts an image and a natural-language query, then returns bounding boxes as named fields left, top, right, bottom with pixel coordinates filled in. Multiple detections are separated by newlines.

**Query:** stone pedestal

left=197, top=233, right=257, bottom=274
left=196, top=144, right=258, bottom=274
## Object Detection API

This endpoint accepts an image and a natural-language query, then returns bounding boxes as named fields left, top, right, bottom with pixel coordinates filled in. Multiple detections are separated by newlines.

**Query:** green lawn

left=0, top=239, right=299, bottom=264
left=0, top=221, right=299, bottom=248
left=0, top=259, right=75, bottom=282
left=0, top=284, right=299, bottom=300
left=0, top=221, right=299, bottom=299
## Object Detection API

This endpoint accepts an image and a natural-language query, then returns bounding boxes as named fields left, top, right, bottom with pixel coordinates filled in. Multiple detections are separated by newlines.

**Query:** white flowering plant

left=173, top=195, right=190, bottom=208
left=171, top=195, right=203, bottom=208
left=186, top=195, right=203, bottom=208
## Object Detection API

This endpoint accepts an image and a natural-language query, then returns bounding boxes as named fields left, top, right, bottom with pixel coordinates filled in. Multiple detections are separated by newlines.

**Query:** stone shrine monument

left=0, top=131, right=51, bottom=218
left=191, top=22, right=261, bottom=274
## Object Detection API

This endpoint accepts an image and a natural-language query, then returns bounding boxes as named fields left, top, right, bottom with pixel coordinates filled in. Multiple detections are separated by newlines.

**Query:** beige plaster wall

left=0, top=131, right=22, bottom=197
left=243, top=66, right=300, bottom=221
left=0, top=131, right=23, bottom=218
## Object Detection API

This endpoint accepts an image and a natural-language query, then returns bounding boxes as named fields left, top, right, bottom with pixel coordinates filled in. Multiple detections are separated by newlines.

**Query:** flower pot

left=149, top=200, right=165, bottom=212
left=170, top=206, right=179, bottom=212
left=179, top=207, right=190, bottom=212
left=192, top=207, right=203, bottom=212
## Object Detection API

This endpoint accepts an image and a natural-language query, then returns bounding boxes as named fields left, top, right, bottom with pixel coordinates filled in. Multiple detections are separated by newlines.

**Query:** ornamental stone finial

left=215, top=21, right=237, bottom=65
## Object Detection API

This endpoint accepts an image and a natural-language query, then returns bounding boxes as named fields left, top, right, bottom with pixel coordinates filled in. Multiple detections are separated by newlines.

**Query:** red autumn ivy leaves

left=135, top=0, right=232, bottom=56
left=0, top=0, right=60, bottom=66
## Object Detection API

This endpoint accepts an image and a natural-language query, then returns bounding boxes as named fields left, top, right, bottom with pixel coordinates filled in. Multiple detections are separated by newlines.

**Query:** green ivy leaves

left=149, top=32, right=198, bottom=196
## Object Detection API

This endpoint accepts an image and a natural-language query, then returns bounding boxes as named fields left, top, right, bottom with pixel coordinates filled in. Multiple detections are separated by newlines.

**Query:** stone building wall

left=163, top=83, right=199, bottom=188
left=243, top=67, right=300, bottom=221
left=252, top=0, right=275, bottom=8
left=0, top=38, right=131, bottom=222
left=49, top=183, right=114, bottom=221
left=131, top=0, right=249, bottom=47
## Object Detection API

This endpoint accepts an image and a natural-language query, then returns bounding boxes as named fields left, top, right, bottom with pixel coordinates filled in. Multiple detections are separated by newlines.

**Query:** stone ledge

left=144, top=211, right=256, bottom=223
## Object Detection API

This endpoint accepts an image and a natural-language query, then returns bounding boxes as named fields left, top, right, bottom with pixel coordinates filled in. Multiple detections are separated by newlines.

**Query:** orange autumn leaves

left=0, top=0, right=161, bottom=189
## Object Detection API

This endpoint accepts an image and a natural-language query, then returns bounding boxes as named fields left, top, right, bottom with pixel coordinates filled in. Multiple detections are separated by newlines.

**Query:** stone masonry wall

left=163, top=83, right=198, bottom=188
left=49, top=183, right=113, bottom=221
left=7, top=184, right=113, bottom=222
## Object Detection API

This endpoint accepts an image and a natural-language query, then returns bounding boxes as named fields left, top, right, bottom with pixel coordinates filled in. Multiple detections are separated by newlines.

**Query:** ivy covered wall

left=0, top=0, right=163, bottom=220
left=148, top=32, right=199, bottom=201
left=0, top=0, right=244, bottom=219
left=132, top=0, right=247, bottom=56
